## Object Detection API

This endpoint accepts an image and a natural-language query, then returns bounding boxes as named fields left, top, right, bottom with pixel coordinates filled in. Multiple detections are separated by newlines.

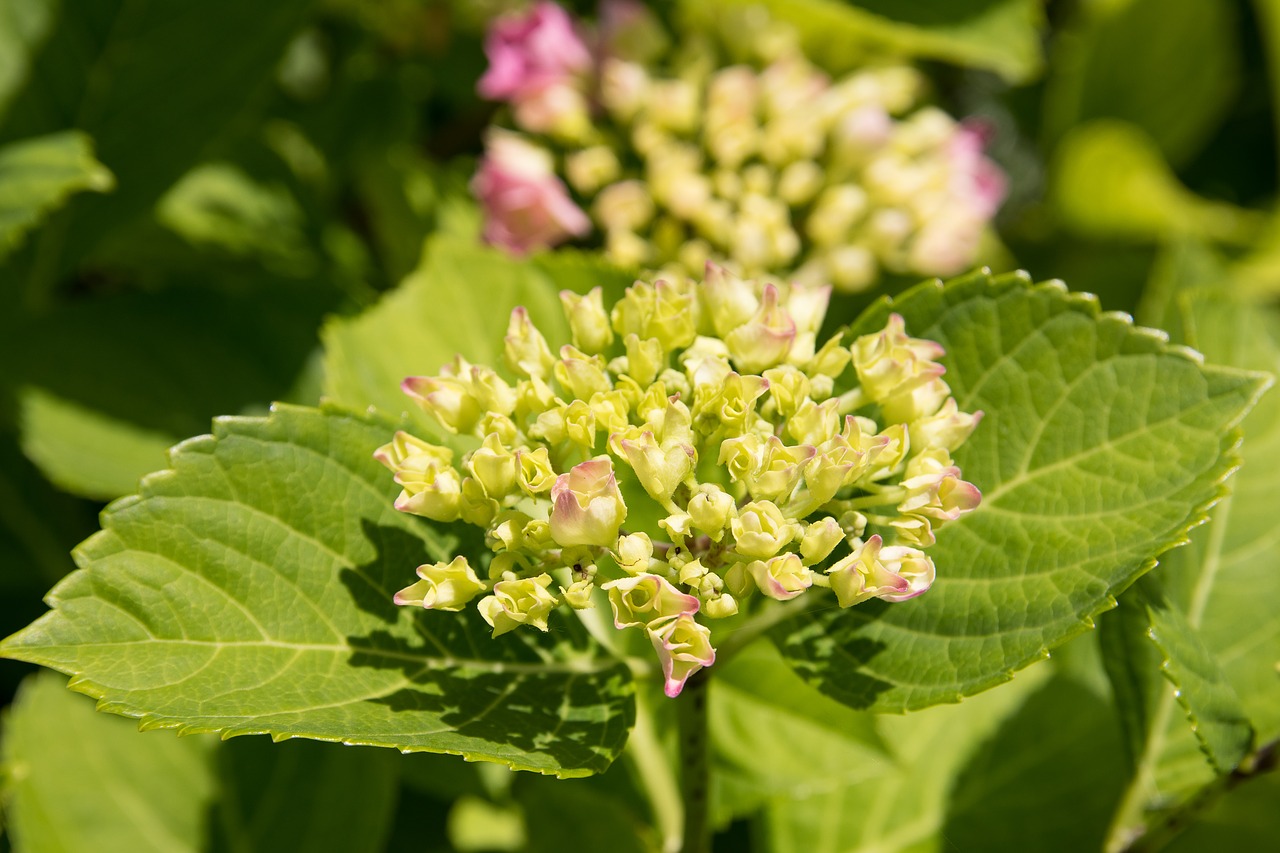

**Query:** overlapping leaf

left=770, top=271, right=1269, bottom=713
left=0, top=404, right=634, bottom=776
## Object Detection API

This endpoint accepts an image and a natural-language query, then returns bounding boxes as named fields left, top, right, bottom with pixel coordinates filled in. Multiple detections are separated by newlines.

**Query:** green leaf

left=0, top=404, right=634, bottom=777
left=0, top=0, right=314, bottom=269
left=1142, top=580, right=1254, bottom=775
left=211, top=737, right=399, bottom=853
left=681, top=0, right=1044, bottom=83
left=1162, top=769, right=1280, bottom=852
left=322, top=238, right=634, bottom=438
left=1104, top=286, right=1280, bottom=846
left=1, top=670, right=218, bottom=853
left=764, top=662, right=1128, bottom=853
left=0, top=130, right=113, bottom=260
left=708, top=641, right=889, bottom=825
left=770, top=270, right=1269, bottom=713
left=4, top=281, right=337, bottom=500
left=0, top=0, right=56, bottom=120
left=1051, top=121, right=1264, bottom=246
left=1043, top=0, right=1240, bottom=165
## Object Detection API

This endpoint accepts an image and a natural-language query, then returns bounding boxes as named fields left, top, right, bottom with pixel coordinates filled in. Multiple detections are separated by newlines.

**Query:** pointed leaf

left=0, top=130, right=112, bottom=260
left=770, top=271, right=1269, bottom=713
left=1, top=671, right=218, bottom=853
left=0, top=404, right=634, bottom=777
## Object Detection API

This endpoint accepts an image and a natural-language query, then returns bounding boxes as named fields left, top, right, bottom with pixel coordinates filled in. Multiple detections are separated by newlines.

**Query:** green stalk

left=676, top=670, right=711, bottom=853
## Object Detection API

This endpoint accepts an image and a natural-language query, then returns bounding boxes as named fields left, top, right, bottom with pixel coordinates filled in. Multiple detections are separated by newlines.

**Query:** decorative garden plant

left=0, top=2, right=1278, bottom=852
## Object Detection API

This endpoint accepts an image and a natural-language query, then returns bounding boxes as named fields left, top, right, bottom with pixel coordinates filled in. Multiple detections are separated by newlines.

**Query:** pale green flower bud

left=647, top=78, right=700, bottom=133
left=777, top=160, right=824, bottom=206
left=478, top=573, right=558, bottom=636
left=480, top=413, right=519, bottom=446
left=763, top=365, right=810, bottom=418
left=624, top=334, right=666, bottom=386
left=694, top=371, right=770, bottom=434
left=486, top=551, right=525, bottom=582
left=565, top=146, right=621, bottom=195
left=866, top=422, right=910, bottom=480
left=550, top=457, right=628, bottom=547
left=748, top=553, right=812, bottom=600
left=730, top=500, right=798, bottom=560
left=827, top=535, right=935, bottom=607
left=374, top=431, right=451, bottom=472
left=700, top=263, right=759, bottom=338
left=786, top=398, right=841, bottom=446
left=601, top=58, right=649, bottom=121
left=677, top=239, right=712, bottom=278
left=725, top=283, right=797, bottom=373
left=504, top=307, right=555, bottom=380
left=801, top=517, right=846, bottom=563
left=718, top=432, right=765, bottom=485
left=394, top=556, right=486, bottom=611
left=807, top=333, right=850, bottom=379
left=910, top=398, right=983, bottom=453
left=851, top=313, right=947, bottom=402
left=687, top=483, right=736, bottom=540
left=560, top=287, right=614, bottom=354
left=515, top=446, right=557, bottom=495
left=748, top=436, right=815, bottom=503
left=614, top=531, right=654, bottom=574
left=826, top=245, right=878, bottom=293
left=376, top=434, right=462, bottom=522
left=611, top=278, right=698, bottom=351
left=459, top=477, right=499, bottom=527
left=889, top=512, right=935, bottom=548
left=486, top=510, right=532, bottom=553
left=703, top=592, right=738, bottom=619
left=595, top=180, right=655, bottom=232
left=602, top=572, right=699, bottom=629
left=470, top=363, right=518, bottom=418
left=515, top=376, right=558, bottom=422
left=555, top=346, right=613, bottom=400
left=562, top=399, right=598, bottom=448
left=467, top=434, right=517, bottom=499
left=619, top=431, right=695, bottom=504
left=605, top=228, right=652, bottom=269
left=402, top=372, right=482, bottom=435
left=658, top=510, right=694, bottom=540
left=649, top=613, right=716, bottom=697
left=807, top=184, right=868, bottom=246
left=522, top=519, right=556, bottom=551
left=561, top=578, right=595, bottom=610
left=591, top=389, right=632, bottom=438
left=677, top=558, right=708, bottom=585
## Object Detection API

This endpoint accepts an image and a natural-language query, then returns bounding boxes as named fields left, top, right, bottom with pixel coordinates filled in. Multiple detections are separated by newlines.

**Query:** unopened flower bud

left=614, top=531, right=654, bottom=574
left=566, top=146, right=621, bottom=194
left=560, top=287, right=614, bottom=354
left=687, top=484, right=736, bottom=540
left=730, top=500, right=797, bottom=560
left=800, top=517, right=846, bottom=563
left=827, top=535, right=935, bottom=607
left=479, top=573, right=558, bottom=636
left=620, top=431, right=695, bottom=504
left=649, top=613, right=716, bottom=697
left=550, top=457, right=628, bottom=547
left=504, top=307, right=555, bottom=379
left=748, top=553, right=812, bottom=600
left=515, top=446, right=557, bottom=495
left=603, top=573, right=699, bottom=629
left=394, top=556, right=486, bottom=611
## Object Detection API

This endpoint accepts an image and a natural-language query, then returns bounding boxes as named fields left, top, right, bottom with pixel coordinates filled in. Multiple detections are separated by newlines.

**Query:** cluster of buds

left=471, top=0, right=1006, bottom=291
left=378, top=265, right=981, bottom=696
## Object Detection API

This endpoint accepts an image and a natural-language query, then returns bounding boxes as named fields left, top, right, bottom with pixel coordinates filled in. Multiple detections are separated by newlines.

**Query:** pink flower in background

left=950, top=120, right=1007, bottom=219
left=473, top=132, right=591, bottom=255
left=478, top=1, right=592, bottom=104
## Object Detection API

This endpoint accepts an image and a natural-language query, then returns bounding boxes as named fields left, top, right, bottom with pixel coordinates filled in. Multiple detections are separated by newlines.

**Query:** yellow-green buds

left=381, top=268, right=978, bottom=696
left=550, top=458, right=629, bottom=547
left=394, top=556, right=486, bottom=611
left=603, top=573, right=700, bottom=629
left=649, top=613, right=716, bottom=698
left=479, top=574, right=558, bottom=636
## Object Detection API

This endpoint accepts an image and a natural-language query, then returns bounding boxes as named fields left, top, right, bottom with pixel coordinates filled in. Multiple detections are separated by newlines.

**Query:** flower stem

left=676, top=669, right=712, bottom=853
left=628, top=686, right=683, bottom=853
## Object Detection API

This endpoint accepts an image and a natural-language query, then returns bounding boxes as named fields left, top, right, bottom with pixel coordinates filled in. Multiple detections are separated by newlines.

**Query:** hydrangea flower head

left=378, top=267, right=982, bottom=696
left=473, top=2, right=1007, bottom=291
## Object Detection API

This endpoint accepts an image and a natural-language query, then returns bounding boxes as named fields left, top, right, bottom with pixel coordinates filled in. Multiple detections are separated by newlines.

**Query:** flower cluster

left=471, top=1, right=1006, bottom=291
left=378, top=266, right=981, bottom=696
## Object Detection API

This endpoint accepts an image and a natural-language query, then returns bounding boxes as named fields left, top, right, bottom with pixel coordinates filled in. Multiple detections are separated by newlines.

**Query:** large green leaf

left=0, top=130, right=112, bottom=260
left=1103, top=285, right=1280, bottom=847
left=0, top=404, right=634, bottom=777
left=1, top=670, right=219, bottom=853
left=681, top=0, right=1044, bottom=83
left=769, top=271, right=1269, bottom=713
left=1043, top=0, right=1239, bottom=166
left=0, top=0, right=314, bottom=271
left=322, top=238, right=634, bottom=436
left=211, top=737, right=399, bottom=853
left=708, top=642, right=889, bottom=825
